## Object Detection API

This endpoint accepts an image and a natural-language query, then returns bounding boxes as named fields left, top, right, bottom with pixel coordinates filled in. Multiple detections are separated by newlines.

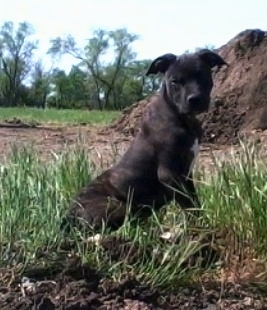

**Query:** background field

left=0, top=107, right=120, bottom=126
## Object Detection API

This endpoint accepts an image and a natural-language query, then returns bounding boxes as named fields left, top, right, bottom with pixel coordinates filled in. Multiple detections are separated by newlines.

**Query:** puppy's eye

left=171, top=78, right=185, bottom=85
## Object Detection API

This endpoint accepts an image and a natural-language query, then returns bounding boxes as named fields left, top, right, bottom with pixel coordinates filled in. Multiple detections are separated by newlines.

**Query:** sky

left=1, top=0, right=267, bottom=72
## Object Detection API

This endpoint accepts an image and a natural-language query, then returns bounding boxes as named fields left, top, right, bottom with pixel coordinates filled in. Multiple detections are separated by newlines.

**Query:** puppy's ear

left=146, top=53, right=177, bottom=76
left=197, top=49, right=229, bottom=69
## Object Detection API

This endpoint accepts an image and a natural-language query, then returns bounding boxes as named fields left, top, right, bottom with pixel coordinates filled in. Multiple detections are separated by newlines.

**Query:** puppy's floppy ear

left=146, top=53, right=177, bottom=76
left=197, top=49, right=229, bottom=69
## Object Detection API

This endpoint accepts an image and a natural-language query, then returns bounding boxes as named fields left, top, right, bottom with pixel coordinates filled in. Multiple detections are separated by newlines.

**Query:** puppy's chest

left=188, top=138, right=200, bottom=176
left=190, top=138, right=200, bottom=159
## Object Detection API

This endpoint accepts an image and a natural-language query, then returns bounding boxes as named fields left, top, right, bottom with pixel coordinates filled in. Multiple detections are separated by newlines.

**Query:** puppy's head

left=146, top=49, right=228, bottom=115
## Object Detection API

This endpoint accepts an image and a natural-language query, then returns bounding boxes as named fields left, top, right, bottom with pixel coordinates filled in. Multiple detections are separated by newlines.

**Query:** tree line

left=0, top=21, right=161, bottom=110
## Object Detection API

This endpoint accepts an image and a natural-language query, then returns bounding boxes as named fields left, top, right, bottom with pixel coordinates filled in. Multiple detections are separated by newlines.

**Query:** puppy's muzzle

left=186, top=94, right=209, bottom=114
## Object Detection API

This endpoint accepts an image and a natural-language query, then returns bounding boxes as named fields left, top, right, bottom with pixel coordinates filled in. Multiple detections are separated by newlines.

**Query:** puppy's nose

left=187, top=94, right=202, bottom=106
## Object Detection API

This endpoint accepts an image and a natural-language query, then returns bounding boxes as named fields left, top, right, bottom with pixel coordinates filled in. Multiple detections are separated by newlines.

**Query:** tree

left=48, top=28, right=139, bottom=109
left=0, top=21, right=38, bottom=106
left=127, top=59, right=161, bottom=97
left=68, top=65, right=88, bottom=108
left=48, top=66, right=89, bottom=109
left=49, top=68, right=70, bottom=109
left=49, top=30, right=107, bottom=109
left=102, top=28, right=138, bottom=108
left=31, top=60, right=51, bottom=108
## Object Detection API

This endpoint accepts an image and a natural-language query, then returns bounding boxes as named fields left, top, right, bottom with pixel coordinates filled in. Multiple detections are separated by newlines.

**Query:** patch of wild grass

left=199, top=141, right=267, bottom=256
left=0, top=141, right=267, bottom=287
left=78, top=208, right=206, bottom=288
left=0, top=145, right=93, bottom=269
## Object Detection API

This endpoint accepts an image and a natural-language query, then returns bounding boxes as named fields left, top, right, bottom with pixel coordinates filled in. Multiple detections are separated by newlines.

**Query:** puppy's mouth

left=183, top=111, right=196, bottom=118
left=180, top=108, right=206, bottom=116
left=184, top=104, right=210, bottom=116
left=178, top=112, right=200, bottom=131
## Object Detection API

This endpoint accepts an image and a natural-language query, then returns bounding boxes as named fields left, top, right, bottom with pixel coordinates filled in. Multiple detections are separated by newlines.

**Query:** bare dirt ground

left=0, top=123, right=241, bottom=171
left=0, top=122, right=265, bottom=170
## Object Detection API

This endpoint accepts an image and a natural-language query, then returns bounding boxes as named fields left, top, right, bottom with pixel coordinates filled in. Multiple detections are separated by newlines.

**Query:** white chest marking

left=188, top=138, right=200, bottom=177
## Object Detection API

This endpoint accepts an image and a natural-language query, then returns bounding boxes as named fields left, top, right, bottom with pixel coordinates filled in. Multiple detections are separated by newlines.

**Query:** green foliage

left=0, top=21, right=160, bottom=110
left=48, top=28, right=159, bottom=110
left=0, top=145, right=92, bottom=268
left=47, top=66, right=88, bottom=109
left=0, top=19, right=215, bottom=110
left=199, top=141, right=267, bottom=255
left=30, top=60, right=51, bottom=108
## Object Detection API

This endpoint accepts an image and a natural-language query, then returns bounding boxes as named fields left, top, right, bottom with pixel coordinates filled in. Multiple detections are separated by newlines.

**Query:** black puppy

left=68, top=49, right=228, bottom=230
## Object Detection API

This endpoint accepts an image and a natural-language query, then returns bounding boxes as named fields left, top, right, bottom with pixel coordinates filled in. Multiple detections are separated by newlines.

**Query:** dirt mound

left=106, top=95, right=159, bottom=137
left=105, top=29, right=267, bottom=144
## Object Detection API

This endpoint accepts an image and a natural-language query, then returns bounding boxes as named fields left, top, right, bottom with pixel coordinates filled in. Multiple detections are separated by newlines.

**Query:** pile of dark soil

left=1, top=259, right=267, bottom=309
left=105, top=29, right=267, bottom=145
left=0, top=232, right=266, bottom=309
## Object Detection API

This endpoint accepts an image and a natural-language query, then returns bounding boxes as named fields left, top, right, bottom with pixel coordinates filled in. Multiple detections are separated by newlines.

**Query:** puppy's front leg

left=157, top=165, right=200, bottom=210
left=184, top=173, right=201, bottom=209
left=157, top=164, right=185, bottom=201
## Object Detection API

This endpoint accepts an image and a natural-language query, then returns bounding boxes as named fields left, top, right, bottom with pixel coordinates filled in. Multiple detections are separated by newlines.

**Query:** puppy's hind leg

left=63, top=194, right=128, bottom=233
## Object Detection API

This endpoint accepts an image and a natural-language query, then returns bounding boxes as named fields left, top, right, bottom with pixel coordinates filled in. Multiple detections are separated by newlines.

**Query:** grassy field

left=0, top=141, right=266, bottom=289
left=0, top=107, right=120, bottom=125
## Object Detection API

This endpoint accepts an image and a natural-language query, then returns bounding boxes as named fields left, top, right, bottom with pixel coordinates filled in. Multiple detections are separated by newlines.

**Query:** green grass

left=0, top=141, right=267, bottom=289
left=0, top=107, right=120, bottom=125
